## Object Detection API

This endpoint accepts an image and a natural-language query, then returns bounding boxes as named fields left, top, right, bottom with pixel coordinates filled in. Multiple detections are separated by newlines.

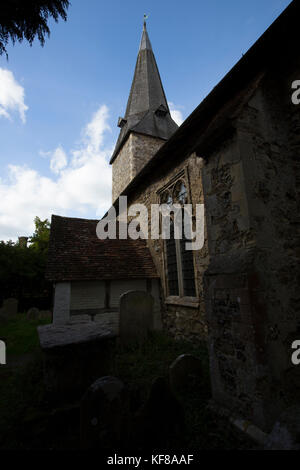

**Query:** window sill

left=165, top=296, right=199, bottom=308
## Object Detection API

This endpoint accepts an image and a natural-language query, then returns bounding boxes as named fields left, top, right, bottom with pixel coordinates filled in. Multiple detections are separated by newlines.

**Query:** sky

left=0, top=0, right=292, bottom=241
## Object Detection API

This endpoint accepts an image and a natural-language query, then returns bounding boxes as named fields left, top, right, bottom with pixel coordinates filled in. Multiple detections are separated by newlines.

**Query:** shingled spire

left=110, top=21, right=178, bottom=172
left=122, top=21, right=170, bottom=120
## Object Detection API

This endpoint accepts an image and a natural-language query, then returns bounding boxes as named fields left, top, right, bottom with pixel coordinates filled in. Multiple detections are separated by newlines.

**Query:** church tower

left=110, top=21, right=178, bottom=202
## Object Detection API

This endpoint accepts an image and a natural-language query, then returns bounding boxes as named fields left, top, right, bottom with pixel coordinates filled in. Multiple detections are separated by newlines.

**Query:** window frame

left=157, top=169, right=198, bottom=303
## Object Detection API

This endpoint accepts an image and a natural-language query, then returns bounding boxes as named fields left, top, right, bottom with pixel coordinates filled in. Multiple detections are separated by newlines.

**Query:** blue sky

left=0, top=0, right=291, bottom=240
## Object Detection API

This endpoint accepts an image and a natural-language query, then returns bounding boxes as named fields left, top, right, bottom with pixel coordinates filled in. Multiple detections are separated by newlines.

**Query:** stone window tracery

left=173, top=180, right=187, bottom=205
left=158, top=177, right=196, bottom=298
left=160, top=190, right=173, bottom=206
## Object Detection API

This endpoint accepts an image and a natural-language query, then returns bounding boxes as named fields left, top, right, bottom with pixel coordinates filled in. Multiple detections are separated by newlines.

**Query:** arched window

left=162, top=180, right=196, bottom=298
left=161, top=190, right=173, bottom=206
left=165, top=218, right=179, bottom=296
left=180, top=215, right=196, bottom=297
left=173, top=180, right=187, bottom=205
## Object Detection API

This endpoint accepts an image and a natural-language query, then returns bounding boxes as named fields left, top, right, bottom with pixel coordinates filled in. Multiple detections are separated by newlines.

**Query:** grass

left=0, top=313, right=50, bottom=356
left=115, top=331, right=209, bottom=391
left=0, top=314, right=50, bottom=449
left=0, top=317, right=254, bottom=450
left=114, top=332, right=252, bottom=450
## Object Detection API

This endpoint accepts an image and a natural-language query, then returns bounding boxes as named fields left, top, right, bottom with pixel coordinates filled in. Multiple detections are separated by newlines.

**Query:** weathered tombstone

left=27, top=307, right=39, bottom=320
left=0, top=298, right=18, bottom=321
left=119, top=290, right=154, bottom=347
left=135, top=376, right=184, bottom=448
left=80, top=376, right=130, bottom=449
left=169, top=354, right=202, bottom=396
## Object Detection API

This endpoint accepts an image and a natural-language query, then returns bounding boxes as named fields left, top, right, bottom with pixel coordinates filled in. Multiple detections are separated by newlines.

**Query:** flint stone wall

left=125, top=153, right=209, bottom=342
left=112, top=132, right=164, bottom=202
left=203, top=61, right=300, bottom=431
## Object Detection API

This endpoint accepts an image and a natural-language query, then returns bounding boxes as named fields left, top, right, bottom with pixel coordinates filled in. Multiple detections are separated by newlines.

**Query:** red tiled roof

left=46, top=215, right=159, bottom=281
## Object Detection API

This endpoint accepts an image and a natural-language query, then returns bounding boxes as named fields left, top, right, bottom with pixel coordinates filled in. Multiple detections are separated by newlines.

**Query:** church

left=46, top=1, right=299, bottom=435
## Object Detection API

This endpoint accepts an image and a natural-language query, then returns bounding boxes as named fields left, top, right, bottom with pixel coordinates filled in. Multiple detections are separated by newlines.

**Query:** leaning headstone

left=119, top=290, right=154, bottom=347
left=27, top=307, right=39, bottom=320
left=80, top=376, right=130, bottom=449
left=135, top=376, right=184, bottom=449
left=169, top=354, right=202, bottom=396
left=0, top=298, right=18, bottom=321
left=265, top=406, right=300, bottom=450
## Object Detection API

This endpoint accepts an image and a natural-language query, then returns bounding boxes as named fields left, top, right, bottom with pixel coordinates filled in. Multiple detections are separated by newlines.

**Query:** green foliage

left=0, top=216, right=52, bottom=309
left=28, top=217, right=50, bottom=253
left=0, top=0, right=70, bottom=57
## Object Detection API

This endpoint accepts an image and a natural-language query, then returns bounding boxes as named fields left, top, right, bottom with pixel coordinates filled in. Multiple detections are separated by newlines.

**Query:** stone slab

left=38, top=322, right=116, bottom=351
left=38, top=323, right=117, bottom=403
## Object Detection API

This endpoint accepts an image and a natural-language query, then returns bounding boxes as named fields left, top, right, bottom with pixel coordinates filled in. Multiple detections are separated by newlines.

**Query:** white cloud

left=49, top=146, right=68, bottom=174
left=0, top=105, right=112, bottom=240
left=71, top=105, right=111, bottom=167
left=0, top=68, right=28, bottom=123
left=168, top=102, right=184, bottom=126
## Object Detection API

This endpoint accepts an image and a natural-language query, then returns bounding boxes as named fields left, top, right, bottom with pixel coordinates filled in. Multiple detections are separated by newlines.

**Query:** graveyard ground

left=0, top=315, right=256, bottom=450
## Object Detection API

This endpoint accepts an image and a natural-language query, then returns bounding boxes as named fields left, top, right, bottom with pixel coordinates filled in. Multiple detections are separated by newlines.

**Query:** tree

left=28, top=216, right=51, bottom=253
left=0, top=216, right=52, bottom=310
left=0, top=0, right=70, bottom=57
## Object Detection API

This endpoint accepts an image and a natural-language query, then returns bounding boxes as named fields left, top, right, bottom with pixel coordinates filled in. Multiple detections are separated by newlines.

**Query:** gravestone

left=119, top=290, right=154, bottom=347
left=135, top=376, right=184, bottom=448
left=80, top=376, right=130, bottom=449
left=0, top=298, right=18, bottom=321
left=169, top=354, right=202, bottom=396
left=27, top=307, right=39, bottom=320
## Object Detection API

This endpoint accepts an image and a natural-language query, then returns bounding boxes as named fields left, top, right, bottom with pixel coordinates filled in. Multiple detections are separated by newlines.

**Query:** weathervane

left=143, top=14, right=149, bottom=26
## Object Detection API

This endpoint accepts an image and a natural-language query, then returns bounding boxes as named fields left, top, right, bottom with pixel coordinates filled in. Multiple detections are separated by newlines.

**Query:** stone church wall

left=203, top=61, right=300, bottom=431
left=112, top=132, right=165, bottom=202
left=126, top=153, right=210, bottom=342
left=112, top=137, right=133, bottom=203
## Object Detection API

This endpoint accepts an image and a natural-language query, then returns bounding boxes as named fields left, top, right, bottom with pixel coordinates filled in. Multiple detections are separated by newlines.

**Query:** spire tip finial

left=143, top=14, right=148, bottom=28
